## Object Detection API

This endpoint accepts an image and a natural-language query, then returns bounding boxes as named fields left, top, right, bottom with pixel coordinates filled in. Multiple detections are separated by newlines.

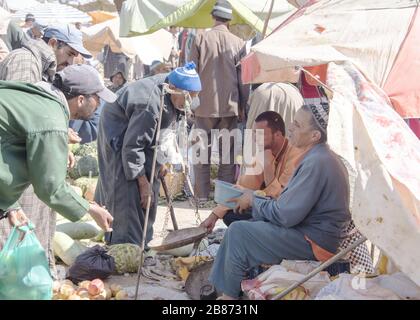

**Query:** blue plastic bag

left=0, top=223, right=53, bottom=300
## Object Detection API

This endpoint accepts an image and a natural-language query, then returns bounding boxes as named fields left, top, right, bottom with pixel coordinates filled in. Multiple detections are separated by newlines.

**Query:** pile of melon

left=52, top=279, right=129, bottom=300
left=68, top=142, right=99, bottom=201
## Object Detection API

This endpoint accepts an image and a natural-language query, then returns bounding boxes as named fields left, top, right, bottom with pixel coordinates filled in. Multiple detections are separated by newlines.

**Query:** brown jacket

left=190, top=24, right=249, bottom=118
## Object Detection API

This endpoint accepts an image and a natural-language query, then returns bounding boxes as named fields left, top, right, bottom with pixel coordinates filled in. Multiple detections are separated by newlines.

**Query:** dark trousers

left=223, top=210, right=252, bottom=227
left=193, top=116, right=238, bottom=199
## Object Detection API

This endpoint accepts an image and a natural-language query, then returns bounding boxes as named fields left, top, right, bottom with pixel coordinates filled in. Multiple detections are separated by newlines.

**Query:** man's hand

left=7, top=209, right=29, bottom=227
left=227, top=190, right=253, bottom=214
left=88, top=202, right=113, bottom=232
left=67, top=151, right=76, bottom=169
left=68, top=128, right=82, bottom=144
left=200, top=213, right=218, bottom=233
left=137, top=175, right=153, bottom=210
left=158, top=164, right=169, bottom=179
left=200, top=205, right=228, bottom=232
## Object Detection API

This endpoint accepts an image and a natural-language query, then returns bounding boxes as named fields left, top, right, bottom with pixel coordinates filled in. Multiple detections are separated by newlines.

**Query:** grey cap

left=54, top=64, right=117, bottom=103
left=211, top=0, right=233, bottom=20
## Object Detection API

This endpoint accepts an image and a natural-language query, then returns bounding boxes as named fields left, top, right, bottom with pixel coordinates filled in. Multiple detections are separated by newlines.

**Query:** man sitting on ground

left=208, top=103, right=351, bottom=300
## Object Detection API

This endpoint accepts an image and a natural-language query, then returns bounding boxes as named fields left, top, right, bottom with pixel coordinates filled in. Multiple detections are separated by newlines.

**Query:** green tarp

left=119, top=0, right=295, bottom=36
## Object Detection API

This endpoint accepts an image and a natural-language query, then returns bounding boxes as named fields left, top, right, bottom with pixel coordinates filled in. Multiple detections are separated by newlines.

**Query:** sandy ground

left=67, top=200, right=226, bottom=300
left=56, top=199, right=382, bottom=300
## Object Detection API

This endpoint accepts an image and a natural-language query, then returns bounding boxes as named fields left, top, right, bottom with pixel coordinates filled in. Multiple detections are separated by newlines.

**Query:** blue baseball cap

left=44, top=24, right=92, bottom=58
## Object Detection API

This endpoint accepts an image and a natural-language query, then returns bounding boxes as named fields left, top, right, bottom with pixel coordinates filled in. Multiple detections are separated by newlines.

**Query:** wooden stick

left=134, top=88, right=166, bottom=300
left=272, top=235, right=367, bottom=300
left=160, top=176, right=179, bottom=230
left=262, top=0, right=275, bottom=39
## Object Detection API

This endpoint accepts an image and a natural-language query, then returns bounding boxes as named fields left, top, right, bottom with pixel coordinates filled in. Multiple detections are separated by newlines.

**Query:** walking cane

left=134, top=86, right=167, bottom=300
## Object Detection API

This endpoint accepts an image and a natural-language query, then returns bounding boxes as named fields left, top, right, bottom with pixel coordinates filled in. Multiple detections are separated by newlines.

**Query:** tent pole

left=272, top=235, right=367, bottom=300
left=262, top=0, right=275, bottom=38
left=300, top=67, right=334, bottom=95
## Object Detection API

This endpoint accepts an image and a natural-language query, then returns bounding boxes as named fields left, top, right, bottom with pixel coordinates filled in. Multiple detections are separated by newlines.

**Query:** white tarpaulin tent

left=0, top=7, right=11, bottom=35
left=241, top=0, right=420, bottom=119
left=82, top=17, right=173, bottom=65
left=12, top=2, right=92, bottom=25
left=326, top=62, right=420, bottom=286
left=0, top=0, right=39, bottom=12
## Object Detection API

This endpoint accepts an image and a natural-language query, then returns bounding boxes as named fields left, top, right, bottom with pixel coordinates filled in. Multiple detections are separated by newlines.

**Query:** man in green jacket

left=0, top=64, right=116, bottom=231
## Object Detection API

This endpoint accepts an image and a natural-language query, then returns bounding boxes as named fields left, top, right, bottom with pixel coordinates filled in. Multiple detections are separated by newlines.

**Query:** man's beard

left=75, top=101, right=95, bottom=120
left=56, top=63, right=69, bottom=72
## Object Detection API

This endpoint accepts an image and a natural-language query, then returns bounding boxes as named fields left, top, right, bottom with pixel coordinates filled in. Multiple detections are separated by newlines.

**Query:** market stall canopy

left=241, top=0, right=420, bottom=119
left=0, top=0, right=39, bottom=12
left=12, top=2, right=92, bottom=25
left=0, top=7, right=11, bottom=35
left=65, top=0, right=117, bottom=12
left=119, top=0, right=295, bottom=36
left=82, top=17, right=173, bottom=65
left=326, top=61, right=420, bottom=287
left=88, top=10, right=118, bottom=25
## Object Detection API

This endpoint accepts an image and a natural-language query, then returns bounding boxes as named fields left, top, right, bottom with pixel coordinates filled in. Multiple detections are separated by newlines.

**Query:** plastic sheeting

left=0, top=7, right=11, bottom=35
left=119, top=0, right=295, bottom=36
left=0, top=0, right=39, bottom=12
left=82, top=17, right=173, bottom=64
left=241, top=0, right=420, bottom=118
left=326, top=62, right=420, bottom=286
left=12, top=2, right=92, bottom=25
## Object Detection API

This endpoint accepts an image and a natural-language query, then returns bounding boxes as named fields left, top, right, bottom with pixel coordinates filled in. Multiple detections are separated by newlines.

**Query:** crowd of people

left=0, top=0, right=377, bottom=299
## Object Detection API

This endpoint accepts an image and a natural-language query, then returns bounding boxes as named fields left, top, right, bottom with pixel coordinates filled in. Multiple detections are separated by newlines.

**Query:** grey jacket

left=252, top=143, right=351, bottom=253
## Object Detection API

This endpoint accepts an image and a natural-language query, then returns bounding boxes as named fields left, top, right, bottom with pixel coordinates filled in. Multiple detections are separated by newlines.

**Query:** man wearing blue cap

left=95, top=62, right=201, bottom=245
left=42, top=24, right=92, bottom=72
left=0, top=24, right=92, bottom=83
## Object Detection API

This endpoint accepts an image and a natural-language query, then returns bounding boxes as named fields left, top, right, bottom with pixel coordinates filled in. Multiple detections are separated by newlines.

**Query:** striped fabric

left=0, top=186, right=57, bottom=279
left=12, top=3, right=91, bottom=25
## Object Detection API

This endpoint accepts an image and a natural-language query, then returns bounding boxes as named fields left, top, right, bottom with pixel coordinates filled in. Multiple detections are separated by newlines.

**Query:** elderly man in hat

left=95, top=62, right=201, bottom=245
left=0, top=64, right=116, bottom=242
left=209, top=103, right=351, bottom=299
left=190, top=0, right=249, bottom=203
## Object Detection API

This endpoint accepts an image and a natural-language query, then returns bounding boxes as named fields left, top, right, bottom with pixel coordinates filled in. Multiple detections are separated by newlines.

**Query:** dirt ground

left=56, top=200, right=225, bottom=300
left=55, top=199, right=382, bottom=300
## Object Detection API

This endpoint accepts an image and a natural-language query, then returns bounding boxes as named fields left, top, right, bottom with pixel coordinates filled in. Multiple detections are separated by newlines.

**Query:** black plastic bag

left=67, top=245, right=116, bottom=283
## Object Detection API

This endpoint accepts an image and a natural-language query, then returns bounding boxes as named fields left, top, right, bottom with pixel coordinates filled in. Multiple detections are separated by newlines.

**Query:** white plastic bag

left=315, top=273, right=401, bottom=300
left=241, top=265, right=330, bottom=300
